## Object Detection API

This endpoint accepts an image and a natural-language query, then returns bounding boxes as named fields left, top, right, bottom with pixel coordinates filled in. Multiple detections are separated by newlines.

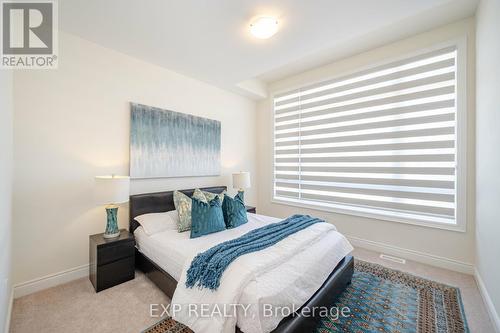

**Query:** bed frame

left=130, top=186, right=354, bottom=333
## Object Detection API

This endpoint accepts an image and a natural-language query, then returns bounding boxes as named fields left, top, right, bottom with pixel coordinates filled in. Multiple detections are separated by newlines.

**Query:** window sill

left=271, top=197, right=466, bottom=233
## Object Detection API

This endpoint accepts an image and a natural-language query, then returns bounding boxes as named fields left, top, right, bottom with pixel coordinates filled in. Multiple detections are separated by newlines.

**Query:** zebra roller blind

left=273, top=46, right=460, bottom=226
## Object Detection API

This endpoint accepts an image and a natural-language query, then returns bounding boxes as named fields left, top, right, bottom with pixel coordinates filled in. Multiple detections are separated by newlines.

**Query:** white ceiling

left=59, top=0, right=478, bottom=99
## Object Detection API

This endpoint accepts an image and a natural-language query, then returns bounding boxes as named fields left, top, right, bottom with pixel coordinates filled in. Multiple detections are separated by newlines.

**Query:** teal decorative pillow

left=222, top=191, right=248, bottom=229
left=173, top=190, right=193, bottom=232
left=190, top=196, right=226, bottom=238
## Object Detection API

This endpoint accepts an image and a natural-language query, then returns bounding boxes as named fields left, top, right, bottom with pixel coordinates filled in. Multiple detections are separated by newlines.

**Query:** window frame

left=270, top=38, right=467, bottom=232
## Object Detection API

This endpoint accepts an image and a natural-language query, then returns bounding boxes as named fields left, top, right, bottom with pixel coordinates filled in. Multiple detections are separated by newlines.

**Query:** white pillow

left=135, top=210, right=178, bottom=236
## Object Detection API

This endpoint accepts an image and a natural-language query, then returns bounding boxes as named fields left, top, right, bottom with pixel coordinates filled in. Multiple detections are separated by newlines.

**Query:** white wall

left=257, top=18, right=476, bottom=270
left=0, top=70, right=14, bottom=330
left=12, top=32, right=257, bottom=286
left=475, top=0, right=500, bottom=329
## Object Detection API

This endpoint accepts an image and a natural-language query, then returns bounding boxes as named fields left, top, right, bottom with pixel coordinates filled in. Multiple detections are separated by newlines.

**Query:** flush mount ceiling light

left=250, top=17, right=279, bottom=39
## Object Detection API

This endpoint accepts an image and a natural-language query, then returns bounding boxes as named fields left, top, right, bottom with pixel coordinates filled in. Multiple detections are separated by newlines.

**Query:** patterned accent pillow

left=222, top=191, right=248, bottom=229
left=193, top=188, right=209, bottom=202
left=190, top=196, right=226, bottom=238
left=202, top=190, right=226, bottom=204
left=173, top=191, right=193, bottom=232
left=173, top=189, right=224, bottom=232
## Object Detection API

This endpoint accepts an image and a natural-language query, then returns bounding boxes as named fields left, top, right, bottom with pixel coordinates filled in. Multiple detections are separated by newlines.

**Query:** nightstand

left=89, top=229, right=135, bottom=292
left=245, top=205, right=256, bottom=214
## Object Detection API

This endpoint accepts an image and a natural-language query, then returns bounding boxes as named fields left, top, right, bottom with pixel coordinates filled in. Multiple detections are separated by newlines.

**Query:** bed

left=130, top=186, right=354, bottom=333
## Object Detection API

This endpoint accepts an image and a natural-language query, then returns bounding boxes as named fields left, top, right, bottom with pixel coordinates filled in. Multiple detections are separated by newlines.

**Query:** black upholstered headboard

left=129, top=186, right=227, bottom=233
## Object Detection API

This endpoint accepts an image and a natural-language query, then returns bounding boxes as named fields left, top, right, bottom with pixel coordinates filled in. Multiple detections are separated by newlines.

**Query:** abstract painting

left=130, top=103, right=221, bottom=178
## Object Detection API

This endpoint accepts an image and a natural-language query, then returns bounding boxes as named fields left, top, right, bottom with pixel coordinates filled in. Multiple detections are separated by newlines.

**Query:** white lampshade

left=95, top=175, right=130, bottom=205
left=232, top=172, right=251, bottom=190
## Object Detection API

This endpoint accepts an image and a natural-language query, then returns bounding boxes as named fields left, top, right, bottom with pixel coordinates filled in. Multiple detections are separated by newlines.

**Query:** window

left=273, top=43, right=466, bottom=231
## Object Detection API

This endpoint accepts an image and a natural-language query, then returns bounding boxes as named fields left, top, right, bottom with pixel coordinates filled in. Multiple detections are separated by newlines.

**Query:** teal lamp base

left=103, top=205, right=120, bottom=239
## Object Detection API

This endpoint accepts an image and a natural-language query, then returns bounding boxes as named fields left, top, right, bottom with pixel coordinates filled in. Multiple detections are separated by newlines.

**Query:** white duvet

left=135, top=213, right=353, bottom=333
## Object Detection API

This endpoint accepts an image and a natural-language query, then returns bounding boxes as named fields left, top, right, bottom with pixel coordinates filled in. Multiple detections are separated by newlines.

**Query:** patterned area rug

left=142, top=260, right=469, bottom=333
left=142, top=317, right=192, bottom=333
left=317, top=260, right=469, bottom=333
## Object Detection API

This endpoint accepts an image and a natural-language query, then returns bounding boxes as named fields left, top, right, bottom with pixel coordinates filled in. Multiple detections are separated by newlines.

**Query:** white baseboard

left=347, top=235, right=474, bottom=274
left=13, top=264, right=89, bottom=299
left=474, top=268, right=500, bottom=333
left=4, top=288, right=13, bottom=333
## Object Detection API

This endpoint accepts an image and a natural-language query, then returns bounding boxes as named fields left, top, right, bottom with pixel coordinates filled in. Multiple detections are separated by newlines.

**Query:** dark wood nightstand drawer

left=89, top=230, right=135, bottom=292
left=97, top=240, right=135, bottom=266
left=96, top=256, right=135, bottom=292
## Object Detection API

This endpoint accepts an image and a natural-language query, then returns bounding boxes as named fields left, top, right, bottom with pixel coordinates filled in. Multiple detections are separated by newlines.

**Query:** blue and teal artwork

left=130, top=103, right=221, bottom=178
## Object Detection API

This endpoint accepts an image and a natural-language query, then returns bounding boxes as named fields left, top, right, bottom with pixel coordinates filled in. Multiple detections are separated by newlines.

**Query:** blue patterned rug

left=317, top=260, right=469, bottom=333
left=143, top=260, right=469, bottom=333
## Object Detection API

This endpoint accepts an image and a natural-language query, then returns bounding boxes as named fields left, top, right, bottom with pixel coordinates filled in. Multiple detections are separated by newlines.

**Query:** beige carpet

left=9, top=248, right=495, bottom=333
left=9, top=271, right=169, bottom=333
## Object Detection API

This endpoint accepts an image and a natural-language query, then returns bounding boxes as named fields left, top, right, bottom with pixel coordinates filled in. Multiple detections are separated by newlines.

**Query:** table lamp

left=232, top=171, right=251, bottom=192
left=95, top=175, right=130, bottom=239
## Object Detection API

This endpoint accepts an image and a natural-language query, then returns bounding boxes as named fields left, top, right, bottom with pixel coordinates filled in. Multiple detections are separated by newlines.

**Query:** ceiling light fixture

left=250, top=17, right=279, bottom=39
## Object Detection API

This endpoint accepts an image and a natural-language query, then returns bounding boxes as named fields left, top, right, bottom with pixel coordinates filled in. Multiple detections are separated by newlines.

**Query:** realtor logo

left=1, top=0, right=58, bottom=68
